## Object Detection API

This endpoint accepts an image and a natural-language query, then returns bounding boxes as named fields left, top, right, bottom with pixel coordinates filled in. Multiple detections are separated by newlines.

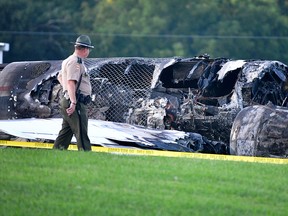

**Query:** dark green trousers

left=53, top=97, right=91, bottom=151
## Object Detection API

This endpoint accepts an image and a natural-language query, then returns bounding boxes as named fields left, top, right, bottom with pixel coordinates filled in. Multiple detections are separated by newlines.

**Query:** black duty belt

left=77, top=93, right=92, bottom=105
left=63, top=91, right=91, bottom=105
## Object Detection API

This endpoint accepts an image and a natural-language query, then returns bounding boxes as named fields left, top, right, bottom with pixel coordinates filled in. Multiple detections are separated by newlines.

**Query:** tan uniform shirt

left=59, top=54, right=92, bottom=96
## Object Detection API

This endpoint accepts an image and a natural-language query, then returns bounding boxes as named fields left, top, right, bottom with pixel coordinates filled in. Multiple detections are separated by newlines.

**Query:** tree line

left=1, top=0, right=288, bottom=64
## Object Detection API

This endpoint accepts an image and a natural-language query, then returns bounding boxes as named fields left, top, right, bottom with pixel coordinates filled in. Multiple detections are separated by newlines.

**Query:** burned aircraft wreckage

left=0, top=55, right=287, bottom=157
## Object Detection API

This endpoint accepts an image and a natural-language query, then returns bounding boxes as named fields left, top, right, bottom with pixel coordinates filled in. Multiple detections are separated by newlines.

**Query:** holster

left=77, top=92, right=92, bottom=105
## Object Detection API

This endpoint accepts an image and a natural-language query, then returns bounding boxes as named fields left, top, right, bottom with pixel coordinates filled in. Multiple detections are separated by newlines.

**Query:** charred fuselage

left=0, top=56, right=287, bottom=155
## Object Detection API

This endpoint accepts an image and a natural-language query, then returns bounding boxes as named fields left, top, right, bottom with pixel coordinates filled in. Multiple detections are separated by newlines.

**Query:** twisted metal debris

left=0, top=55, right=287, bottom=156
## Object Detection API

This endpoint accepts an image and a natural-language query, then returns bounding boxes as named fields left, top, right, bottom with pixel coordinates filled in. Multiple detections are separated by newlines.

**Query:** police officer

left=53, top=35, right=93, bottom=151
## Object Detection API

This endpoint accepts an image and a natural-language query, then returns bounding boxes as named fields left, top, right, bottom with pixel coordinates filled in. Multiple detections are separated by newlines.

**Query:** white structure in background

left=0, top=42, right=10, bottom=64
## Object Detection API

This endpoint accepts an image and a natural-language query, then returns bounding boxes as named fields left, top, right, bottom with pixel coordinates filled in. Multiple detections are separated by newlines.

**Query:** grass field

left=1, top=147, right=287, bottom=216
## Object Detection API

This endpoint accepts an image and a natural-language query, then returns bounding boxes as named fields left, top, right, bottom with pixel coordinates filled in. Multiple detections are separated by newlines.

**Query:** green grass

left=0, top=148, right=287, bottom=216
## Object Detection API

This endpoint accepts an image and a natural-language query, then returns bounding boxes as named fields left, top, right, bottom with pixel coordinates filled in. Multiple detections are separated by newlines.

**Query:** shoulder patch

left=76, top=64, right=80, bottom=71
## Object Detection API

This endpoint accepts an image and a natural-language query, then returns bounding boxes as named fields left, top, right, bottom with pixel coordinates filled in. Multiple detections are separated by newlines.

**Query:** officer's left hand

left=66, top=103, right=76, bottom=116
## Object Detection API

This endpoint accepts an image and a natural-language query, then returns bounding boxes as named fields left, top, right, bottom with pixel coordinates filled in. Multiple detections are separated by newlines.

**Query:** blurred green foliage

left=0, top=0, right=287, bottom=63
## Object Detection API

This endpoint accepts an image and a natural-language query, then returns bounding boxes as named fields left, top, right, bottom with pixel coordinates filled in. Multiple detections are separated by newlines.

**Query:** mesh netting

left=84, top=58, right=158, bottom=125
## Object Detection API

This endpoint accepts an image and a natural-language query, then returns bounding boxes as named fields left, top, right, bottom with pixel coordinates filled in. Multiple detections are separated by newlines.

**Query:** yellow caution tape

left=0, top=140, right=287, bottom=164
